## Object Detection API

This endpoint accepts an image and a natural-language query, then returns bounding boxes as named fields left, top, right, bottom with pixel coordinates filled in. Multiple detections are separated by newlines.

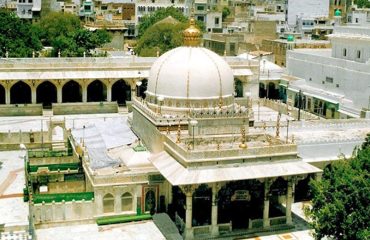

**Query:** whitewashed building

left=286, top=25, right=370, bottom=118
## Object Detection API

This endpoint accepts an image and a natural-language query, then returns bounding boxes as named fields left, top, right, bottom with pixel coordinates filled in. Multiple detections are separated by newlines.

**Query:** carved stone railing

left=270, top=216, right=287, bottom=226
left=218, top=222, right=232, bottom=233
left=248, top=218, right=263, bottom=229
left=193, top=225, right=210, bottom=236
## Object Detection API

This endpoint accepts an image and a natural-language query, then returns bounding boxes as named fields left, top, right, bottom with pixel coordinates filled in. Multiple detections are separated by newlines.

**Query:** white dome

left=147, top=47, right=234, bottom=101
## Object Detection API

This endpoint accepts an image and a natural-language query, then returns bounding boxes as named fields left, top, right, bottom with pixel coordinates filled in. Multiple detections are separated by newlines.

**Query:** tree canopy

left=35, top=12, right=111, bottom=57
left=308, top=134, right=370, bottom=240
left=136, top=21, right=188, bottom=57
left=0, top=9, right=42, bottom=57
left=137, top=7, right=188, bottom=38
left=356, top=0, right=370, bottom=8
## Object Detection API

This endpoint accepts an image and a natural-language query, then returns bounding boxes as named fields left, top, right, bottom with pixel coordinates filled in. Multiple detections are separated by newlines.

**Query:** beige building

left=262, top=39, right=331, bottom=67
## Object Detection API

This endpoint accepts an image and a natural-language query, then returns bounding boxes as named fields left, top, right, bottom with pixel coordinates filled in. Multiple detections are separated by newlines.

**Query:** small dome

left=335, top=9, right=341, bottom=17
left=183, top=18, right=201, bottom=47
left=146, top=46, right=234, bottom=107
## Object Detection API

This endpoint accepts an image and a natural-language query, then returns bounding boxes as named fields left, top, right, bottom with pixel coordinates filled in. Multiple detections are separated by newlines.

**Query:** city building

left=285, top=25, right=370, bottom=119
left=286, top=0, right=330, bottom=29
left=261, top=38, right=331, bottom=67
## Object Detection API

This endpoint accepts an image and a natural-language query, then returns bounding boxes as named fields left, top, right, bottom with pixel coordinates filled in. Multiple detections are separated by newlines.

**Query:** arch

left=36, top=81, right=57, bottom=107
left=267, top=82, right=276, bottom=99
left=52, top=126, right=64, bottom=142
left=103, top=193, right=114, bottom=213
left=234, top=79, right=243, bottom=97
left=0, top=84, right=5, bottom=104
left=112, top=80, right=131, bottom=105
left=259, top=83, right=266, bottom=98
left=121, top=192, right=133, bottom=212
left=62, top=80, right=82, bottom=103
left=217, top=180, right=263, bottom=229
left=269, top=177, right=287, bottom=218
left=87, top=80, right=107, bottom=102
left=10, top=81, right=31, bottom=104
left=137, top=79, right=148, bottom=98
left=145, top=189, right=156, bottom=214
left=192, top=184, right=212, bottom=226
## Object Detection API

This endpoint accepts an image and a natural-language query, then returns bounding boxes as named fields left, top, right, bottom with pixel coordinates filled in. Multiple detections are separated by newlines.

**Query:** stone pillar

left=180, top=185, right=194, bottom=240
left=263, top=179, right=272, bottom=228
left=114, top=192, right=121, bottom=213
left=82, top=85, right=88, bottom=103
left=31, top=86, right=37, bottom=104
left=286, top=179, right=293, bottom=225
left=211, top=183, right=219, bottom=236
left=95, top=192, right=103, bottom=215
left=107, top=83, right=112, bottom=102
left=57, top=86, right=62, bottom=103
left=5, top=87, right=10, bottom=104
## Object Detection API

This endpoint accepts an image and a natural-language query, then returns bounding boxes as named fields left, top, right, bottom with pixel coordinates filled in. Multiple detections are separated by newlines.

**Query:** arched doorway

left=0, top=84, right=5, bottom=104
left=103, top=193, right=114, bottom=213
left=269, top=177, right=287, bottom=218
left=192, top=184, right=212, bottom=226
left=259, top=83, right=266, bottom=98
left=10, top=81, right=31, bottom=104
left=235, top=79, right=243, bottom=97
left=171, top=186, right=186, bottom=220
left=218, top=180, right=263, bottom=229
left=112, top=80, right=131, bottom=105
left=295, top=175, right=313, bottom=202
left=121, top=192, right=133, bottom=212
left=36, top=81, right=57, bottom=107
left=87, top=80, right=107, bottom=102
left=138, top=79, right=148, bottom=98
left=52, top=126, right=64, bottom=142
left=62, top=80, right=82, bottom=102
left=267, top=82, right=276, bottom=99
left=145, top=189, right=156, bottom=214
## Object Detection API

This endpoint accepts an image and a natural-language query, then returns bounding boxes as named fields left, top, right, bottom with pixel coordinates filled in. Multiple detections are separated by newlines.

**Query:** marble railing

left=164, top=136, right=297, bottom=164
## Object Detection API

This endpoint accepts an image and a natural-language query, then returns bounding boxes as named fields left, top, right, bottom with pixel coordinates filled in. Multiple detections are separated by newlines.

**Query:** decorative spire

left=183, top=18, right=201, bottom=47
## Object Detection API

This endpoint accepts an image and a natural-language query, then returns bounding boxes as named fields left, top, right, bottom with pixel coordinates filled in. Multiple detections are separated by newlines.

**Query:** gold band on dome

left=183, top=18, right=201, bottom=47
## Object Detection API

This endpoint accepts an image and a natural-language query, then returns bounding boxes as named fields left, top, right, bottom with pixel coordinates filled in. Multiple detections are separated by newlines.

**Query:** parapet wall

left=33, top=200, right=95, bottom=225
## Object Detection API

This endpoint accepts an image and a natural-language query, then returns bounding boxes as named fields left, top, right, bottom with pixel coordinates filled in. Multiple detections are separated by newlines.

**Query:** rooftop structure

left=286, top=25, right=370, bottom=118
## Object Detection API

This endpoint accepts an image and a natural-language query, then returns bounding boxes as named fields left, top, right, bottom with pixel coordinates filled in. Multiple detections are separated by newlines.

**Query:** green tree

left=308, top=137, right=370, bottom=240
left=0, top=9, right=42, bottom=57
left=137, top=6, right=188, bottom=38
left=356, top=0, right=370, bottom=8
left=222, top=7, right=231, bottom=21
left=136, top=21, right=187, bottom=57
left=36, top=12, right=111, bottom=57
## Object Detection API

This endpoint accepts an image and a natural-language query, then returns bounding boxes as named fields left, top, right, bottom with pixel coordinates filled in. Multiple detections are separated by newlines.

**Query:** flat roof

left=150, top=151, right=321, bottom=186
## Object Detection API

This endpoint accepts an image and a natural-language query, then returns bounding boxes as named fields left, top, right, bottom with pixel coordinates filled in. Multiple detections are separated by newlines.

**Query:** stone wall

left=0, top=104, right=42, bottom=116
left=48, top=181, right=85, bottom=194
left=33, top=200, right=95, bottom=224
left=53, top=102, right=118, bottom=115
left=131, top=106, right=165, bottom=153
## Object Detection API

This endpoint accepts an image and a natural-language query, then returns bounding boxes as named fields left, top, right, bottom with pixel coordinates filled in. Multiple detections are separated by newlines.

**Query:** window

left=121, top=193, right=133, bottom=212
left=343, top=48, right=346, bottom=57
left=103, top=193, right=114, bottom=213
left=326, top=77, right=333, bottom=83
left=336, top=84, right=340, bottom=88
left=197, top=5, right=205, bottom=11
left=215, top=17, right=219, bottom=25
left=357, top=50, right=361, bottom=59
left=101, top=5, right=107, bottom=10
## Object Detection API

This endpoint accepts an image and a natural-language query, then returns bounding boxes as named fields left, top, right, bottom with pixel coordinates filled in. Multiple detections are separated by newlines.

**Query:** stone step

left=152, top=213, right=182, bottom=240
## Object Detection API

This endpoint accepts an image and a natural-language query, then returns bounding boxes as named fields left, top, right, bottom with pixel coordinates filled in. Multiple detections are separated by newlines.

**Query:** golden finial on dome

left=183, top=17, right=201, bottom=47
